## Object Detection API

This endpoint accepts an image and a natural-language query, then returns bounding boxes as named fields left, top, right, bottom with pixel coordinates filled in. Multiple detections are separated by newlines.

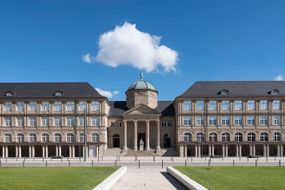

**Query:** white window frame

left=208, top=101, right=217, bottom=111
left=195, top=101, right=204, bottom=111
left=183, top=116, right=192, bottom=126
left=259, top=100, right=268, bottom=110
left=182, top=101, right=192, bottom=111
left=221, top=100, right=230, bottom=111
left=247, top=100, right=255, bottom=110
left=234, top=100, right=243, bottom=110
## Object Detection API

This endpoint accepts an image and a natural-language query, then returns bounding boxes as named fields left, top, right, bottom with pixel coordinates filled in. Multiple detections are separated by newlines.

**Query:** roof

left=0, top=82, right=105, bottom=99
left=127, top=72, right=157, bottom=92
left=109, top=101, right=175, bottom=117
left=178, top=81, right=285, bottom=98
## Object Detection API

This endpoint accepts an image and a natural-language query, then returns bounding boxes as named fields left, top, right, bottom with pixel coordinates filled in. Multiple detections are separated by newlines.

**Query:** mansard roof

left=110, top=101, right=175, bottom=117
left=178, top=81, right=285, bottom=98
left=0, top=82, right=104, bottom=99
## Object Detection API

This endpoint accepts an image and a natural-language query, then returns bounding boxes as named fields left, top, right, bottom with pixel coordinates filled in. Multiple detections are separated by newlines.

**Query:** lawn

left=176, top=166, right=285, bottom=190
left=0, top=167, right=118, bottom=190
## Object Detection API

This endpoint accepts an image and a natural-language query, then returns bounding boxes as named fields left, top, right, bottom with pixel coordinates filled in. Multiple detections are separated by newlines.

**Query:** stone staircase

left=103, top=148, right=122, bottom=157
left=123, top=149, right=156, bottom=157
left=160, top=148, right=178, bottom=157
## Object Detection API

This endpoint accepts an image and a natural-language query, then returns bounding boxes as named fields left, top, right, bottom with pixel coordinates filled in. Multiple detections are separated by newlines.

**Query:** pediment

left=123, top=104, right=160, bottom=116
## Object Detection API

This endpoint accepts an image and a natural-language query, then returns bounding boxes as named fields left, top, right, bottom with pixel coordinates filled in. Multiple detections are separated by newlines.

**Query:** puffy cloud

left=95, top=88, right=119, bottom=98
left=274, top=75, right=285, bottom=81
left=92, top=22, right=178, bottom=72
left=82, top=53, right=92, bottom=63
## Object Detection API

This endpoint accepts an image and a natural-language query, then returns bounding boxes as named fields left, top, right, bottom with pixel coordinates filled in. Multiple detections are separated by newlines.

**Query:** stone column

left=46, top=146, right=48, bottom=158
left=267, top=144, right=270, bottom=157
left=239, top=145, right=242, bottom=157
left=19, top=146, right=22, bottom=158
left=184, top=145, right=188, bottom=157
left=222, top=145, right=225, bottom=158
left=236, top=144, right=239, bottom=157
left=29, top=146, right=31, bottom=158
left=69, top=146, right=72, bottom=157
left=56, top=146, right=59, bottom=156
left=208, top=145, right=212, bottom=157
left=198, top=145, right=201, bottom=157
left=252, top=144, right=256, bottom=156
left=2, top=146, right=5, bottom=158
left=156, top=120, right=161, bottom=151
left=59, top=145, right=62, bottom=157
left=16, top=146, right=18, bottom=158
left=72, top=146, right=75, bottom=157
left=146, top=120, right=150, bottom=151
left=281, top=145, right=283, bottom=157
left=250, top=145, right=253, bottom=156
left=32, top=146, right=35, bottom=158
left=123, top=121, right=128, bottom=151
left=134, top=121, right=138, bottom=151
left=195, top=145, right=198, bottom=157
left=263, top=144, right=266, bottom=157
left=6, top=146, right=8, bottom=158
left=277, top=145, right=280, bottom=157
left=211, top=145, right=215, bottom=157
left=225, top=145, right=228, bottom=157
left=42, top=146, right=45, bottom=158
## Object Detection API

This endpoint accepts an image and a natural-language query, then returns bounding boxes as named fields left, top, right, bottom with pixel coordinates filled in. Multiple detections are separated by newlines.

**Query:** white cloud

left=274, top=75, right=285, bottom=81
left=82, top=53, right=92, bottom=63
left=92, top=22, right=178, bottom=72
left=95, top=88, right=119, bottom=98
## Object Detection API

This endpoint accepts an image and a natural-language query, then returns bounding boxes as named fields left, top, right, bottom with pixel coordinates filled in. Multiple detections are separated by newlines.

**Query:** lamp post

left=84, top=106, right=87, bottom=162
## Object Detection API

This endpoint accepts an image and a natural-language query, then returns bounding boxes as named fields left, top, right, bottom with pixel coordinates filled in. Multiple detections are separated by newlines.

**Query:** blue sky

left=0, top=0, right=285, bottom=100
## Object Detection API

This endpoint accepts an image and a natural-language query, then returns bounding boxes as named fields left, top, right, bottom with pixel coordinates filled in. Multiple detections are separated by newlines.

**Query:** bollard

left=68, top=160, right=71, bottom=167
left=255, top=159, right=257, bottom=167
left=208, top=160, right=211, bottom=167
left=266, top=156, right=268, bottom=162
left=135, top=155, right=137, bottom=162
left=191, top=156, right=193, bottom=162
left=233, top=160, right=235, bottom=167
left=92, top=160, right=94, bottom=167
left=279, top=160, right=281, bottom=167
left=61, top=158, right=63, bottom=163
left=239, top=157, right=241, bottom=161
left=22, top=160, right=25, bottom=167
left=46, top=161, right=48, bottom=167
left=98, top=156, right=100, bottom=162
left=247, top=157, right=249, bottom=162
left=138, top=160, right=141, bottom=169
left=102, top=156, right=103, bottom=162
left=162, top=159, right=164, bottom=169
left=153, top=155, right=155, bottom=162
left=0, top=160, right=1, bottom=167
left=185, top=160, right=187, bottom=167
left=115, top=160, right=117, bottom=167
left=6, top=157, right=7, bottom=163
left=171, top=157, right=174, bottom=162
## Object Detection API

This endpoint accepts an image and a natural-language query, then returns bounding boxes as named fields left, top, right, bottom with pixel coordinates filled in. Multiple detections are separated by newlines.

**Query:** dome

left=127, top=72, right=157, bottom=91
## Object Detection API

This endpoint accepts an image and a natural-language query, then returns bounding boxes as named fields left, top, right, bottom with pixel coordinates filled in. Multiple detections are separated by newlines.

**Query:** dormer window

left=54, top=91, right=63, bottom=97
left=268, top=89, right=279, bottom=95
left=218, top=89, right=229, bottom=96
left=4, top=91, right=15, bottom=97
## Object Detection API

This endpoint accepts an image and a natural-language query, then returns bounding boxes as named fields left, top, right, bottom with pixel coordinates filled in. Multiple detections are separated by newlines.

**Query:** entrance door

left=138, top=133, right=146, bottom=149
left=112, top=134, right=120, bottom=148
left=163, top=134, right=171, bottom=148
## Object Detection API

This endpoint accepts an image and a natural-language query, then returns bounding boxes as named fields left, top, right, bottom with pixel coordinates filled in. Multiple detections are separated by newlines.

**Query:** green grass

left=0, top=167, right=118, bottom=190
left=175, top=166, right=285, bottom=190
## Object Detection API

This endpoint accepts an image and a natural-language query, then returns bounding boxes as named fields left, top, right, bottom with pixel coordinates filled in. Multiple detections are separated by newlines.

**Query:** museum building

left=0, top=73, right=284, bottom=158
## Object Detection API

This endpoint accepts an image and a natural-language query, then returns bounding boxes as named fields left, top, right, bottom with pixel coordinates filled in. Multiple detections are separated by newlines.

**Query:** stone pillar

left=211, top=145, right=215, bottom=157
left=281, top=145, right=283, bottom=157
left=252, top=144, right=256, bottom=156
left=72, top=146, right=75, bottom=157
left=69, top=146, right=72, bottom=157
left=46, top=146, right=48, bottom=158
left=250, top=145, right=253, bottom=156
left=267, top=144, right=270, bottom=157
left=134, top=121, right=138, bottom=151
left=32, top=146, right=35, bottom=158
left=156, top=120, right=161, bottom=151
left=123, top=121, right=128, bottom=151
left=6, top=146, right=8, bottom=158
left=263, top=144, right=266, bottom=157
left=208, top=145, right=212, bottom=157
left=29, top=146, right=31, bottom=158
left=184, top=145, right=188, bottom=157
left=226, top=145, right=229, bottom=157
left=239, top=145, right=242, bottom=157
left=222, top=145, right=225, bottom=158
left=146, top=120, right=150, bottom=151
left=195, top=145, right=198, bottom=157
left=198, top=145, right=201, bottom=157
left=19, top=146, right=22, bottom=158
left=236, top=144, right=239, bottom=157
left=16, top=146, right=18, bottom=158
left=59, top=145, right=62, bottom=157
left=2, top=146, right=5, bottom=158
left=42, top=146, right=45, bottom=158
left=179, top=145, right=184, bottom=157
left=56, top=146, right=59, bottom=156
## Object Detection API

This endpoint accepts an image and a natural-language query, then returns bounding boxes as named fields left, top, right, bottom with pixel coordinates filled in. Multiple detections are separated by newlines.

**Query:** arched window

left=247, top=132, right=256, bottom=142
left=30, top=133, right=37, bottom=143
left=4, top=133, right=12, bottom=143
left=260, top=132, right=268, bottom=142
left=67, top=133, right=75, bottom=143
left=222, top=132, right=230, bottom=142
left=17, top=133, right=24, bottom=143
left=209, top=132, right=217, bottom=142
left=42, top=133, right=49, bottom=143
left=235, top=132, right=243, bottom=142
left=92, top=133, right=99, bottom=143
left=274, top=132, right=282, bottom=142
left=184, top=132, right=192, bottom=142
left=54, top=133, right=62, bottom=143
left=80, top=133, right=86, bottom=143
left=196, top=132, right=205, bottom=142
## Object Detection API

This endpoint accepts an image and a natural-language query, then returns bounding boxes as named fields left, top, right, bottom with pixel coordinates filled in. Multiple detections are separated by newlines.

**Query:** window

left=91, top=101, right=100, bottom=111
left=161, top=121, right=172, bottom=127
left=208, top=101, right=217, bottom=111
left=222, top=132, right=230, bottom=142
left=218, top=89, right=229, bottom=96
left=92, top=133, right=99, bottom=142
left=195, top=116, right=204, bottom=126
left=91, top=117, right=100, bottom=126
left=274, top=132, right=282, bottom=142
left=78, top=101, right=87, bottom=111
left=182, top=101, right=192, bottom=111
left=41, top=101, right=49, bottom=112
left=234, top=100, right=243, bottom=110
left=66, top=101, right=75, bottom=111
left=4, top=134, right=12, bottom=143
left=259, top=100, right=268, bottom=110
left=54, top=101, right=62, bottom=112
left=29, top=117, right=36, bottom=127
left=54, top=91, right=63, bottom=97
left=42, top=133, right=49, bottom=143
left=79, top=117, right=85, bottom=126
left=4, top=117, right=12, bottom=127
left=234, top=116, right=243, bottom=126
left=17, top=117, right=24, bottom=127
left=67, top=133, right=75, bottom=143
left=17, top=133, right=24, bottom=143
left=41, top=117, right=49, bottom=127
left=184, top=132, right=192, bottom=142
left=29, top=101, right=37, bottom=112
left=3, top=102, right=12, bottom=112
left=80, top=133, right=86, bottom=142
left=221, top=100, right=230, bottom=111
left=272, top=115, right=281, bottom=126
left=17, top=102, right=25, bottom=112
left=67, top=117, right=75, bottom=127
left=235, top=133, right=243, bottom=142
left=29, top=134, right=36, bottom=143
left=272, top=100, right=281, bottom=110
left=5, top=91, right=14, bottom=97
left=196, top=133, right=205, bottom=142
left=259, top=115, right=268, bottom=126
left=209, top=132, right=217, bottom=142
left=247, top=116, right=255, bottom=125
left=208, top=116, right=217, bottom=125
left=195, top=101, right=204, bottom=111
left=54, top=133, right=62, bottom=143
left=247, top=100, right=255, bottom=110
left=183, top=116, right=192, bottom=126
left=247, top=132, right=256, bottom=142
left=54, top=117, right=62, bottom=127
left=260, top=132, right=268, bottom=142
left=221, top=116, right=230, bottom=126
